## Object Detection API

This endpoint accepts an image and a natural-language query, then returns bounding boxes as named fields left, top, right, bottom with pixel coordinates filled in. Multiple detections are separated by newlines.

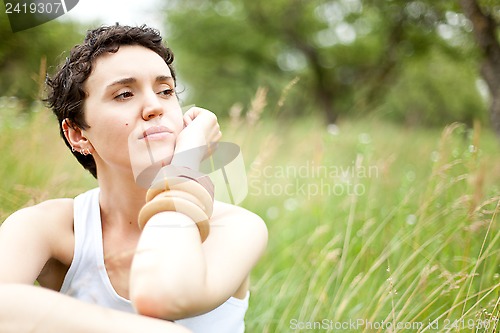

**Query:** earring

left=79, top=148, right=92, bottom=156
left=71, top=146, right=76, bottom=153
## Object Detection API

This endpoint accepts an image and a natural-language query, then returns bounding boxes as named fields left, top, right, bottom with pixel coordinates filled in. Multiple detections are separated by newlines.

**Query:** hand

left=171, top=107, right=221, bottom=170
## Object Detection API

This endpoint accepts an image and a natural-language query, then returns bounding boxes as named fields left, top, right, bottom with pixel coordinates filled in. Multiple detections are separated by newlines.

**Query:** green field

left=1, top=105, right=499, bottom=332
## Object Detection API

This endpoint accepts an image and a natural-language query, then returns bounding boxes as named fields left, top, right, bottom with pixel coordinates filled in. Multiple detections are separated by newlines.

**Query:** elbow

left=0, top=284, right=11, bottom=323
left=130, top=273, right=207, bottom=320
left=131, top=289, right=187, bottom=320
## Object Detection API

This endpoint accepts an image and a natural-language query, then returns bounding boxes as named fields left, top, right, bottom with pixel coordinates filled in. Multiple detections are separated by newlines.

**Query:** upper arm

left=0, top=199, right=73, bottom=284
left=202, top=201, right=268, bottom=302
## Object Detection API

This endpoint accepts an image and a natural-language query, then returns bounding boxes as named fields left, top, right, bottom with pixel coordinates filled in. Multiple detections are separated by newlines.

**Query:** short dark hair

left=45, top=24, right=176, bottom=178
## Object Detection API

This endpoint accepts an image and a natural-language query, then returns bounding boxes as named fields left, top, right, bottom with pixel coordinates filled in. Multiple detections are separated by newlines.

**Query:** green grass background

left=0, top=102, right=499, bottom=332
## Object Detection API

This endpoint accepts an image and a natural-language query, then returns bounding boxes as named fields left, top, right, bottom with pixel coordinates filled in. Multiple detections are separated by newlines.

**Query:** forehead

left=86, top=45, right=172, bottom=89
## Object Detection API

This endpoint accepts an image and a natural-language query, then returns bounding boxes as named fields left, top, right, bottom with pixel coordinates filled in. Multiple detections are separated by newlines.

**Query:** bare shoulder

left=210, top=201, right=268, bottom=245
left=5, top=198, right=74, bottom=229
left=0, top=198, right=75, bottom=284
left=2, top=198, right=74, bottom=261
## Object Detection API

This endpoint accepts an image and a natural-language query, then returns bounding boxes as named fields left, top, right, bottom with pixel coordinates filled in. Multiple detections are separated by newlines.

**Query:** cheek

left=174, top=118, right=184, bottom=135
left=168, top=108, right=185, bottom=136
left=89, top=117, right=132, bottom=152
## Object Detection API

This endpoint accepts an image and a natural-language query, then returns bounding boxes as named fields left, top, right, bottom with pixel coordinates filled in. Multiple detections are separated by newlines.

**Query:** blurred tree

left=0, top=10, right=83, bottom=106
left=459, top=0, right=500, bottom=137
left=162, top=0, right=489, bottom=127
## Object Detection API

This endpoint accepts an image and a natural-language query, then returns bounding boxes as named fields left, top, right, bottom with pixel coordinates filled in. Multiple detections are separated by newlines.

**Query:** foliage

left=0, top=10, right=84, bottom=105
left=382, top=49, right=488, bottom=126
left=0, top=0, right=495, bottom=128
left=162, top=0, right=490, bottom=127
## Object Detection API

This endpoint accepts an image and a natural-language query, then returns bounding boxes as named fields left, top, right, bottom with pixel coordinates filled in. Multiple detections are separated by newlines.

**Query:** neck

left=97, top=166, right=147, bottom=232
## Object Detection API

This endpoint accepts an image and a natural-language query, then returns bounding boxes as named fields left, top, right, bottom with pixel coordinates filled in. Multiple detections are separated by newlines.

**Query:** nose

left=142, top=91, right=163, bottom=120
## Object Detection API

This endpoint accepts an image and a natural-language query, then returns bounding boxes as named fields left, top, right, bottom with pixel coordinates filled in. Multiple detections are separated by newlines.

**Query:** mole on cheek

left=125, top=123, right=129, bottom=126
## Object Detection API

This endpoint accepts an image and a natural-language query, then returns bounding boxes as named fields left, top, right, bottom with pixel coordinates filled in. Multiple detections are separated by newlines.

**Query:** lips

left=140, top=126, right=173, bottom=140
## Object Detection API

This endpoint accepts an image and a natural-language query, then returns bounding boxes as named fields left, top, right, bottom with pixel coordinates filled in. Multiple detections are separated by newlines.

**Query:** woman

left=0, top=24, right=267, bottom=333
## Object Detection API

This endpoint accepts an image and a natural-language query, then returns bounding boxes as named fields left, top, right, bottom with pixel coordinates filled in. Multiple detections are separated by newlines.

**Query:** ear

left=62, top=119, right=94, bottom=154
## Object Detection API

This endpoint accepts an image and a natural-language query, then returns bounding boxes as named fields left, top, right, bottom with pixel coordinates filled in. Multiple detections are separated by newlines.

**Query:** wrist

left=139, top=196, right=209, bottom=230
left=138, top=165, right=214, bottom=242
left=171, top=145, right=206, bottom=171
left=144, top=211, right=197, bottom=229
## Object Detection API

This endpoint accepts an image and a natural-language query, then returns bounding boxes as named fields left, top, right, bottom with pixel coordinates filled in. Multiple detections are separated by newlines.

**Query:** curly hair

left=45, top=24, right=176, bottom=178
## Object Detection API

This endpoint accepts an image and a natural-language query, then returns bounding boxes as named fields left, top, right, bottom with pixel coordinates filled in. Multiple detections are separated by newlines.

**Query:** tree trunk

left=490, top=88, right=500, bottom=136
left=285, top=33, right=338, bottom=124
left=459, top=0, right=500, bottom=138
left=318, top=89, right=337, bottom=125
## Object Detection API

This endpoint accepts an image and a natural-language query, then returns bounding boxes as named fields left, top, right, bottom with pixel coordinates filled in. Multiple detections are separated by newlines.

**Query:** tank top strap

left=60, top=188, right=134, bottom=312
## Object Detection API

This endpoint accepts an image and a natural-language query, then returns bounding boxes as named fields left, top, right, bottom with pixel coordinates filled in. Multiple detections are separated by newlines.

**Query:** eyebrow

left=105, top=75, right=174, bottom=90
left=155, top=75, right=175, bottom=85
left=105, top=77, right=136, bottom=91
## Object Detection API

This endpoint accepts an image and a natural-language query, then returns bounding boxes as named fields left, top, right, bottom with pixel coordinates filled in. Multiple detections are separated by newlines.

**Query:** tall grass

left=0, top=103, right=96, bottom=218
left=225, top=90, right=499, bottom=332
left=1, top=97, right=499, bottom=332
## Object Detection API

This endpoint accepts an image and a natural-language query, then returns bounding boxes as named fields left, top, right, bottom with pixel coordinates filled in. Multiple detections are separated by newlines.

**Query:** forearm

left=130, top=211, right=210, bottom=320
left=0, top=284, right=190, bottom=333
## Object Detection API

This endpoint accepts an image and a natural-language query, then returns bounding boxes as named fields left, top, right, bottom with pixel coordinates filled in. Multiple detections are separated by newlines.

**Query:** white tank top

left=60, top=188, right=249, bottom=332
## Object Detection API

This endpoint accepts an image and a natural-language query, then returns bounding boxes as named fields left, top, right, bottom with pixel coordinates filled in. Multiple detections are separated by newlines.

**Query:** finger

left=183, top=113, right=193, bottom=127
left=184, top=107, right=205, bottom=119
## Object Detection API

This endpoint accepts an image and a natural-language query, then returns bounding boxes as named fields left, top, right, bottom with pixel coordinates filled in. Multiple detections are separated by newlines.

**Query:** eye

left=158, top=88, right=175, bottom=97
left=114, top=90, right=133, bottom=100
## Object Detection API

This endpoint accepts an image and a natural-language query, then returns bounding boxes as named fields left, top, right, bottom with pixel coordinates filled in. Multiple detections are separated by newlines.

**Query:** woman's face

left=82, top=45, right=184, bottom=181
